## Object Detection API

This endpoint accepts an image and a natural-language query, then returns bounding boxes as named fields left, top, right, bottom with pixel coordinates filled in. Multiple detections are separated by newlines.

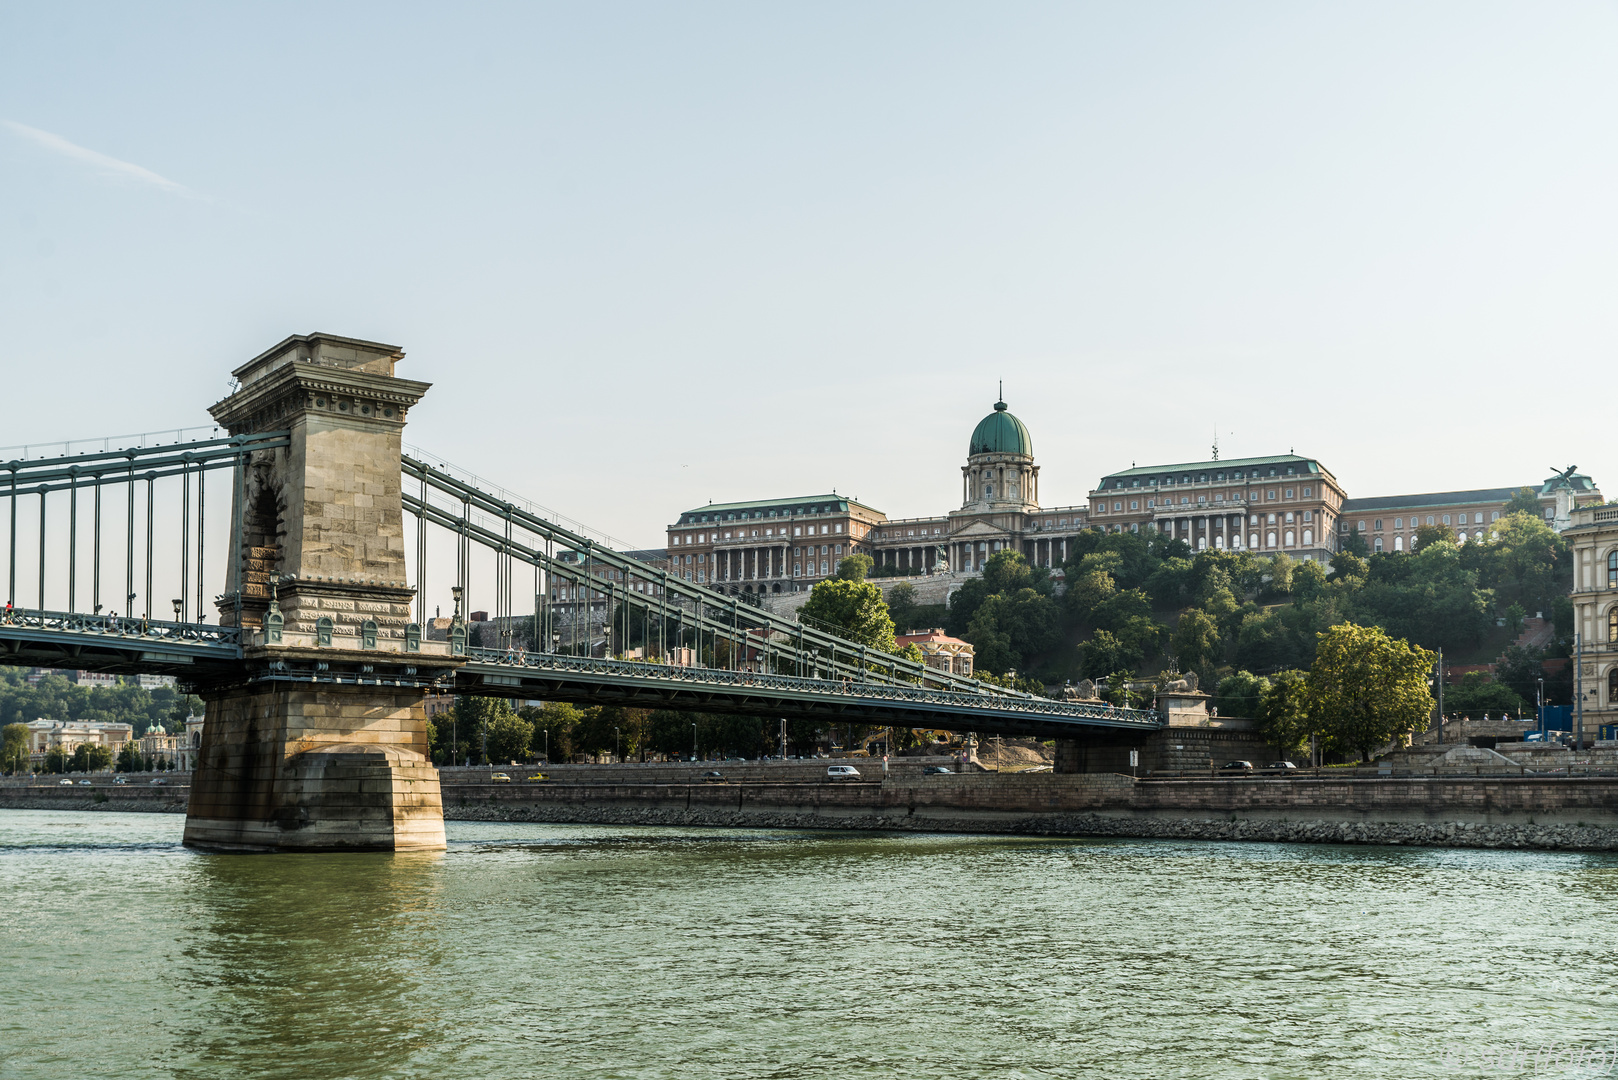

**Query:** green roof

left=672, top=494, right=882, bottom=525
left=969, top=401, right=1033, bottom=457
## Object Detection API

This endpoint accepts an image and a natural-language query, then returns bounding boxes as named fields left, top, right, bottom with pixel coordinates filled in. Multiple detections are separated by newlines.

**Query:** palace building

left=663, top=397, right=1603, bottom=594
left=1086, top=454, right=1347, bottom=562
left=666, top=397, right=1093, bottom=594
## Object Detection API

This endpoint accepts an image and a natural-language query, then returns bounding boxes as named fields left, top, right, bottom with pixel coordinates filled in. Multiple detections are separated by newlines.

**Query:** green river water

left=2, top=809, right=1617, bottom=1080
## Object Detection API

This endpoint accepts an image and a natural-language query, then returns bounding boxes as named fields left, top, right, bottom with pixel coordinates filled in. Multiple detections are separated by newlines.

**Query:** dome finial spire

left=994, top=380, right=1006, bottom=411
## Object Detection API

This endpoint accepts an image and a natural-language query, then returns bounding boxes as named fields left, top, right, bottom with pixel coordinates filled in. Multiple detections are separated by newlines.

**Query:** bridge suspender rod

left=196, top=464, right=205, bottom=623
left=37, top=488, right=46, bottom=615
left=179, top=462, right=189, bottom=623
left=68, top=474, right=77, bottom=614
left=144, top=473, right=155, bottom=622
left=7, top=465, right=15, bottom=607
left=93, top=480, right=102, bottom=616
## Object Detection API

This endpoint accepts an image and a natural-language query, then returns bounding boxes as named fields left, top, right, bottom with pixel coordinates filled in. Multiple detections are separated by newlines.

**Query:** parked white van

left=826, top=765, right=861, bottom=781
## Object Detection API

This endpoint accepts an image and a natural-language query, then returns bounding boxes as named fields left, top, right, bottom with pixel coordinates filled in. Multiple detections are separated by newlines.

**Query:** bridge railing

left=0, top=606, right=242, bottom=648
left=461, top=647, right=1161, bottom=726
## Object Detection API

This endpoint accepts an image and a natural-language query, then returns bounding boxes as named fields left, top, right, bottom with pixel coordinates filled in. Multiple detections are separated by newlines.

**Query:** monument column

left=184, top=332, right=459, bottom=853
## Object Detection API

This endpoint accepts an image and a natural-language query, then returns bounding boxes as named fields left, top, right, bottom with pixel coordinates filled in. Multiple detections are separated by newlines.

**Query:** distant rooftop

left=1096, top=454, right=1325, bottom=490
left=1342, top=487, right=1525, bottom=513
left=673, top=494, right=884, bottom=525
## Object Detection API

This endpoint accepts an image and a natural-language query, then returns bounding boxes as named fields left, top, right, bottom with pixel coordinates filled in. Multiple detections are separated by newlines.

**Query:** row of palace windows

left=1351, top=512, right=1501, bottom=532
left=673, top=522, right=844, bottom=545
left=1109, top=465, right=1305, bottom=488
left=1099, top=487, right=1315, bottom=512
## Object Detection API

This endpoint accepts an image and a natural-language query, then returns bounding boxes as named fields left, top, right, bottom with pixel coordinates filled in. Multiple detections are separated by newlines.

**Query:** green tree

left=1341, top=528, right=1370, bottom=557
left=1443, top=672, right=1530, bottom=718
left=1077, top=630, right=1128, bottom=679
left=1503, top=486, right=1542, bottom=517
left=1256, top=670, right=1311, bottom=761
left=800, top=578, right=897, bottom=652
left=886, top=582, right=918, bottom=633
left=1412, top=523, right=1450, bottom=552
left=836, top=554, right=874, bottom=582
left=964, top=588, right=1062, bottom=675
left=1, top=723, right=27, bottom=774
left=71, top=743, right=113, bottom=773
left=1304, top=623, right=1435, bottom=762
left=1171, top=608, right=1222, bottom=671
left=1212, top=671, right=1270, bottom=720
left=1065, top=569, right=1117, bottom=620
left=484, top=710, right=535, bottom=764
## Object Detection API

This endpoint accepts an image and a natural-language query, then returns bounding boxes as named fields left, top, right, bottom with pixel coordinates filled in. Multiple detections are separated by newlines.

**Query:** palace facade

left=664, top=398, right=1604, bottom=595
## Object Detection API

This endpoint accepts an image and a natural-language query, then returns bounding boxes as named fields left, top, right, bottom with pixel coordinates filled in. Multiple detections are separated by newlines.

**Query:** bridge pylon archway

left=183, top=333, right=458, bottom=852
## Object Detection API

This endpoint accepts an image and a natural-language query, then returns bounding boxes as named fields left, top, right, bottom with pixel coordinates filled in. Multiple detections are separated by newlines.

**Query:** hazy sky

left=4, top=2, right=1615, bottom=548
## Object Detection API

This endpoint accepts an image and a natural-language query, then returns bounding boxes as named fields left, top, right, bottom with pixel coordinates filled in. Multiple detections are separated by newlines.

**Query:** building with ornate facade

left=660, top=397, right=1603, bottom=593
left=1339, top=469, right=1604, bottom=553
left=1085, top=454, right=1346, bottom=562
left=1565, top=503, right=1618, bottom=744
left=666, top=398, right=1094, bottom=595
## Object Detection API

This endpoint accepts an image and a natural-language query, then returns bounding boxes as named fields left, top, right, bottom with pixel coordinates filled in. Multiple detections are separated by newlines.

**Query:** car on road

left=149, top=778, right=167, bottom=785
left=1219, top=760, right=1254, bottom=772
left=113, top=776, right=128, bottom=785
left=489, top=772, right=512, bottom=783
left=922, top=766, right=953, bottom=775
left=77, top=779, right=93, bottom=786
left=58, top=778, right=74, bottom=786
left=700, top=770, right=726, bottom=783
left=826, top=764, right=861, bottom=781
left=525, top=774, right=547, bottom=782
left=1266, top=761, right=1298, bottom=771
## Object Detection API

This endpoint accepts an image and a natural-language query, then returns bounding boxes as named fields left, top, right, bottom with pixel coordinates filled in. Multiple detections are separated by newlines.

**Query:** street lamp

left=614, top=726, right=620, bottom=764
left=692, top=722, right=698, bottom=763
left=1537, top=677, right=1545, bottom=740
left=171, top=598, right=182, bottom=623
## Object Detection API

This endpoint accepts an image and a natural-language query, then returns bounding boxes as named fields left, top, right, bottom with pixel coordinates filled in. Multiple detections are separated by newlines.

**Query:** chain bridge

left=2, top=332, right=1159, bottom=851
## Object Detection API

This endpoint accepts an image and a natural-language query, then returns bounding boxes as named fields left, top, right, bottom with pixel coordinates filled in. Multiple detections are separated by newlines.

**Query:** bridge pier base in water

left=184, top=656, right=448, bottom=852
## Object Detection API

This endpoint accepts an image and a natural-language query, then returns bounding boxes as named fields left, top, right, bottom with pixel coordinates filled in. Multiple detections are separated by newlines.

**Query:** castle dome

left=968, top=400, right=1032, bottom=457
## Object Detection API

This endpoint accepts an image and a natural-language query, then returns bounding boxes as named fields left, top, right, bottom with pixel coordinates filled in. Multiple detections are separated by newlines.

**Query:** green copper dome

left=969, top=400, right=1033, bottom=457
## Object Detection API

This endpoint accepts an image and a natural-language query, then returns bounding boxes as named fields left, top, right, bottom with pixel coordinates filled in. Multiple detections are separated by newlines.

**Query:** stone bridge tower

left=183, top=333, right=458, bottom=852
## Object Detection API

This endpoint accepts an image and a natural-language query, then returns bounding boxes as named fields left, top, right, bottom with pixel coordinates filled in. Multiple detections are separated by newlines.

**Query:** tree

left=981, top=549, right=1036, bottom=595
left=886, top=583, right=918, bottom=633
left=799, top=578, right=897, bottom=652
left=1, top=723, right=26, bottom=774
left=1444, top=673, right=1530, bottom=718
left=1065, top=569, right=1117, bottom=620
left=1212, top=671, right=1270, bottom=720
left=437, top=696, right=519, bottom=766
left=1503, top=486, right=1542, bottom=517
left=1329, top=550, right=1368, bottom=582
left=964, top=588, right=1062, bottom=675
left=1304, top=623, right=1435, bottom=762
left=1256, top=670, right=1311, bottom=761
left=1412, top=523, right=1450, bottom=552
left=1341, top=528, right=1370, bottom=557
left=1171, top=608, right=1222, bottom=671
left=836, top=554, right=873, bottom=582
left=71, top=743, right=113, bottom=773
left=1077, top=631, right=1127, bottom=679
left=484, top=710, right=535, bottom=764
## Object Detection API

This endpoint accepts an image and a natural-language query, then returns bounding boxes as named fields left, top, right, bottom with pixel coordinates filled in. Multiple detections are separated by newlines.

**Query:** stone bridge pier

left=183, top=333, right=459, bottom=852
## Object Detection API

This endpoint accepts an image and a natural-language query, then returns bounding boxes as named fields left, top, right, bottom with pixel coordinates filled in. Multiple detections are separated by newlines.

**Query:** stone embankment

left=445, top=800, right=1618, bottom=852
left=9, top=769, right=1618, bottom=852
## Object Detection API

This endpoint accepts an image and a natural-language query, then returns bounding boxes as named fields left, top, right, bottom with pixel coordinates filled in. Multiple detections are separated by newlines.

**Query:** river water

left=2, top=810, right=1617, bottom=1080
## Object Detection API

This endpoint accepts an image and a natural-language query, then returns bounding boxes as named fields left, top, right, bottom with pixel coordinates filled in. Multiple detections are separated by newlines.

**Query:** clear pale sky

left=4, top=2, right=1615, bottom=548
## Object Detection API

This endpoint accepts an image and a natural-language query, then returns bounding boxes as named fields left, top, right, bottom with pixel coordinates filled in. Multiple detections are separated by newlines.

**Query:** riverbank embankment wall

left=8, top=772, right=1618, bottom=850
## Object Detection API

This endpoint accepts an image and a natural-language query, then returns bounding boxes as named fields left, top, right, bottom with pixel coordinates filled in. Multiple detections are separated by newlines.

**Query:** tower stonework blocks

left=183, top=333, right=456, bottom=852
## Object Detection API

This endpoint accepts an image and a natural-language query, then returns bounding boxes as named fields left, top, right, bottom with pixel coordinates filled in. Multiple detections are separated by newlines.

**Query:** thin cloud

left=2, top=119, right=196, bottom=197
